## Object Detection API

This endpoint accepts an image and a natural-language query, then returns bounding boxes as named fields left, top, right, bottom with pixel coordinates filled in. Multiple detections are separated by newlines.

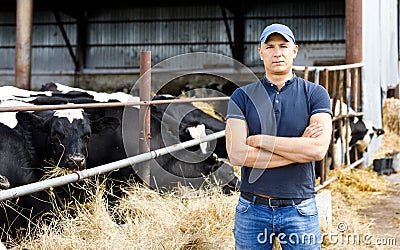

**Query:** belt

left=240, top=192, right=306, bottom=207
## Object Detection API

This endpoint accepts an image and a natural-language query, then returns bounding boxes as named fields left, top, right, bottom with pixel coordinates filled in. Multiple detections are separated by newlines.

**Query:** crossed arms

left=225, top=112, right=332, bottom=169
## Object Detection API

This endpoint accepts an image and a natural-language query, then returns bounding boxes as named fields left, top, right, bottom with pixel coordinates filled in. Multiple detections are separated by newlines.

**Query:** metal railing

left=0, top=130, right=225, bottom=201
left=294, top=62, right=366, bottom=185
left=0, top=60, right=366, bottom=200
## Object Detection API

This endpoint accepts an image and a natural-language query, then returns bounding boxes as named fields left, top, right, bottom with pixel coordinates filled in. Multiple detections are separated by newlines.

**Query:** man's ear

left=293, top=44, right=299, bottom=59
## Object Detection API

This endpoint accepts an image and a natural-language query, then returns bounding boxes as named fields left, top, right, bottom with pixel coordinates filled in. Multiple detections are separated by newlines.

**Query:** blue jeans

left=234, top=195, right=322, bottom=250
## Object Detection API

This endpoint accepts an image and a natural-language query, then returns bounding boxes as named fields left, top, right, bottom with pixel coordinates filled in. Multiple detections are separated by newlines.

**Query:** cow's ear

left=91, top=116, right=120, bottom=135
left=16, top=112, right=46, bottom=131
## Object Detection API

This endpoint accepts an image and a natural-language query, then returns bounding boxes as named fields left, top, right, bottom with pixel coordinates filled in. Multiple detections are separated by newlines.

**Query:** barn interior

left=1, top=0, right=348, bottom=93
left=0, top=0, right=399, bottom=248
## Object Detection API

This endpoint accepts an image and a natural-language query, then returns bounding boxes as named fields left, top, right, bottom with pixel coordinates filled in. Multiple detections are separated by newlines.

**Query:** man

left=225, top=23, right=332, bottom=249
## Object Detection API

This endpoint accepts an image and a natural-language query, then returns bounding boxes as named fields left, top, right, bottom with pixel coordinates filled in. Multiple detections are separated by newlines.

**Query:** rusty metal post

left=346, top=0, right=362, bottom=64
left=138, top=51, right=151, bottom=186
left=15, top=0, right=33, bottom=90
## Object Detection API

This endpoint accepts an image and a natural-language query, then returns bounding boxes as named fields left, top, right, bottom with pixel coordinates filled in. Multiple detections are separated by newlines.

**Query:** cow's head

left=331, top=115, right=385, bottom=169
left=351, top=119, right=385, bottom=152
left=16, top=109, right=120, bottom=171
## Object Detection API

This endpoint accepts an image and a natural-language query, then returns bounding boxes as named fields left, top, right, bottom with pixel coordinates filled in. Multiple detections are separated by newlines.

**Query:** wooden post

left=324, top=69, right=329, bottom=90
left=139, top=51, right=151, bottom=186
left=15, top=0, right=33, bottom=90
left=304, top=66, right=309, bottom=81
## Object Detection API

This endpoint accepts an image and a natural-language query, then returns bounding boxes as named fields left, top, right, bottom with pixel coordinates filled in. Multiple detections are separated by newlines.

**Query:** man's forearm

left=230, top=144, right=295, bottom=168
left=251, top=148, right=295, bottom=169
left=246, top=113, right=332, bottom=162
left=248, top=135, right=328, bottom=162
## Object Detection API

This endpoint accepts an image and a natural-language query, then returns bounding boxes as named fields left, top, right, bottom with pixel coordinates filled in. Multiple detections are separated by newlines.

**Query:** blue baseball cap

left=259, top=24, right=296, bottom=44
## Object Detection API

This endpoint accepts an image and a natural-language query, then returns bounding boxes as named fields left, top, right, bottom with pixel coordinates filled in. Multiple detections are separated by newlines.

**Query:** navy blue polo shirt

left=226, top=75, right=332, bottom=198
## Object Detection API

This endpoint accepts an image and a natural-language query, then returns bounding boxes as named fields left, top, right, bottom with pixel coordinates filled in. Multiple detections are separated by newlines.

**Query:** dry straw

left=373, top=98, right=400, bottom=159
left=11, top=166, right=394, bottom=250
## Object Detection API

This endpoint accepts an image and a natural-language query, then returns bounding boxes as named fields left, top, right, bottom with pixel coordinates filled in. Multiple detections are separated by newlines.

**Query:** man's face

left=258, top=33, right=298, bottom=76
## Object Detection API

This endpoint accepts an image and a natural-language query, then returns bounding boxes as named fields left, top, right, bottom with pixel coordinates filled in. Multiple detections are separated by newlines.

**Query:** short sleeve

left=226, top=88, right=246, bottom=120
left=310, top=85, right=333, bottom=117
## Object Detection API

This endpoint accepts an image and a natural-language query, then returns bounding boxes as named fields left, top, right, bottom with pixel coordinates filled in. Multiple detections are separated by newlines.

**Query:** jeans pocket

left=236, top=196, right=251, bottom=215
left=295, top=198, right=318, bottom=216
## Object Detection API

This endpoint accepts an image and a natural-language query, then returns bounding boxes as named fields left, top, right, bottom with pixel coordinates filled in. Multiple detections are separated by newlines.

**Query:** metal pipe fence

left=0, top=130, right=225, bottom=201
left=0, top=62, right=366, bottom=199
left=0, top=97, right=230, bottom=112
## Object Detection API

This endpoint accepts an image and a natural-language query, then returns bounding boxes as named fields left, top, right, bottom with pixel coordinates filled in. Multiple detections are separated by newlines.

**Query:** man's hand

left=246, top=134, right=262, bottom=148
left=246, top=122, right=324, bottom=148
left=302, top=122, right=324, bottom=138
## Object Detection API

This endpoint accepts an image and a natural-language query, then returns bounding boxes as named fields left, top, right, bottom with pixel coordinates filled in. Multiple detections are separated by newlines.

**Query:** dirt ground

left=358, top=173, right=400, bottom=249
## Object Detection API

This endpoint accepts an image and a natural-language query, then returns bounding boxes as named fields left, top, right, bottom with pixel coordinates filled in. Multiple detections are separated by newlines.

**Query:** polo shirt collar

left=261, top=73, right=297, bottom=90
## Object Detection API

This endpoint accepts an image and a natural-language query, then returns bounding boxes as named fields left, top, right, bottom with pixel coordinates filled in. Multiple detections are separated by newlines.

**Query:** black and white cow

left=151, top=95, right=228, bottom=158
left=130, top=104, right=237, bottom=193
left=0, top=123, right=61, bottom=243
left=0, top=99, right=120, bottom=171
left=37, top=83, right=239, bottom=193
left=331, top=99, right=385, bottom=168
left=0, top=95, right=120, bottom=204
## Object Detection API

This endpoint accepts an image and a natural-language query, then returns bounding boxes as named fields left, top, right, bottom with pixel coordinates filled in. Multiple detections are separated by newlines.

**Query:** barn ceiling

left=3, top=0, right=245, bottom=19
left=3, top=0, right=320, bottom=18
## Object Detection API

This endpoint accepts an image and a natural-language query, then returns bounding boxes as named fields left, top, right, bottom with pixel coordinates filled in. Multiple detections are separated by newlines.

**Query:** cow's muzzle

left=67, top=153, right=86, bottom=170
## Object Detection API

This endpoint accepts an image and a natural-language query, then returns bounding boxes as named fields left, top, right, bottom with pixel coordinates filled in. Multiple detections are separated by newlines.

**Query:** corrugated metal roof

left=89, top=5, right=231, bottom=21
left=245, top=0, right=344, bottom=17
left=86, top=44, right=232, bottom=69
left=245, top=0, right=345, bottom=43
left=0, top=1, right=347, bottom=71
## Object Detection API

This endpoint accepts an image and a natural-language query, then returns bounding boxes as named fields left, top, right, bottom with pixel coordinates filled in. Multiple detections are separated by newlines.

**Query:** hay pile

left=373, top=98, right=400, bottom=159
left=15, top=184, right=237, bottom=250
left=12, top=166, right=394, bottom=250
left=382, top=97, right=400, bottom=135
left=326, top=168, right=390, bottom=202
left=322, top=168, right=392, bottom=250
